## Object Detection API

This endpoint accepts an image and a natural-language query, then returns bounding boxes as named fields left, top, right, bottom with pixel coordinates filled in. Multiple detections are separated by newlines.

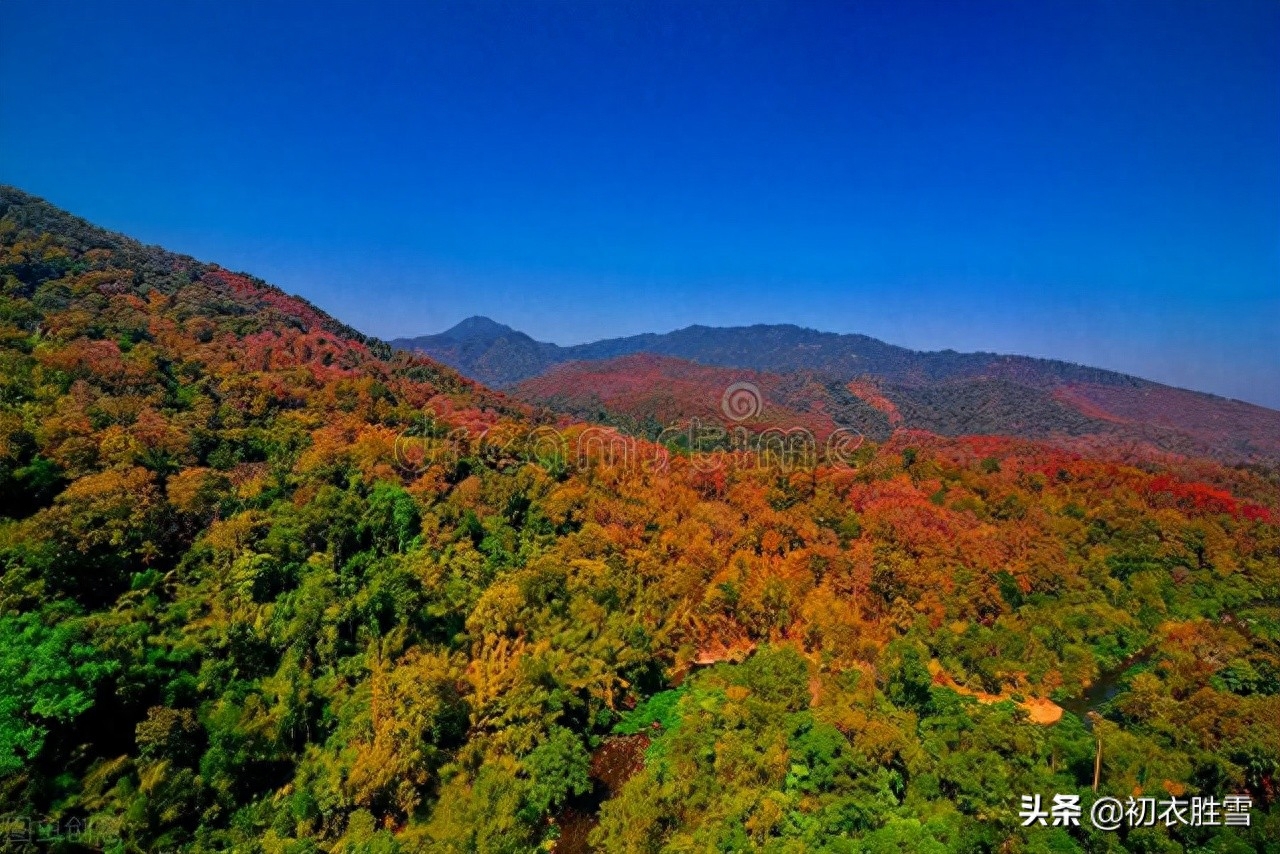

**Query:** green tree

left=0, top=610, right=115, bottom=775
left=522, top=725, right=592, bottom=817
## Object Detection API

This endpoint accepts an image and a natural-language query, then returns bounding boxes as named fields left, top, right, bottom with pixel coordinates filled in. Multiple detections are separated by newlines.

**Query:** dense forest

left=1, top=186, right=1277, bottom=852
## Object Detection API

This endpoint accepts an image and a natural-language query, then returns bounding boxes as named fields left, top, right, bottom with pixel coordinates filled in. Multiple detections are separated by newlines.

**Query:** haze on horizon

left=2, top=0, right=1277, bottom=408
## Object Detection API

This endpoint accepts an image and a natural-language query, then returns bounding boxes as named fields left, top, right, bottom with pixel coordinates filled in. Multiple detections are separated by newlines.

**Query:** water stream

left=552, top=733, right=651, bottom=854
left=1058, top=646, right=1157, bottom=726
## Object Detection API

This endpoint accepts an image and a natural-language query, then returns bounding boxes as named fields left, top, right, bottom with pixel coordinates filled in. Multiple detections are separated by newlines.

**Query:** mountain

left=391, top=316, right=562, bottom=388
left=0, top=187, right=507, bottom=412
left=402, top=317, right=1280, bottom=464
left=2, top=187, right=1278, bottom=852
left=394, top=317, right=1146, bottom=390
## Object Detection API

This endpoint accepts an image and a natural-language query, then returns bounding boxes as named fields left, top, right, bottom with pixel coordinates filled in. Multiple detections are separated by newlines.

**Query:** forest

left=0, top=185, right=1277, bottom=852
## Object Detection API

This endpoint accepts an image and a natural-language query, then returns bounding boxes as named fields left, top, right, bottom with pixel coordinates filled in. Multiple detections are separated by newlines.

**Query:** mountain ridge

left=396, top=316, right=1280, bottom=464
left=394, top=315, right=1171, bottom=396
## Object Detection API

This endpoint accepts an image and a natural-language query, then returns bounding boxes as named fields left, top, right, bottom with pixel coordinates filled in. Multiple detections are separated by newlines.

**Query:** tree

left=522, top=725, right=591, bottom=817
left=0, top=610, right=115, bottom=776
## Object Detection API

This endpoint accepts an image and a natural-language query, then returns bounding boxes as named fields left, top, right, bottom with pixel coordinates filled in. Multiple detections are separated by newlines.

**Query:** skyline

left=2, top=0, right=1277, bottom=407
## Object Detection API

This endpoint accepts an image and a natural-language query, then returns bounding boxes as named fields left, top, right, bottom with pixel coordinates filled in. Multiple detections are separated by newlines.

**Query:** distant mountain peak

left=440, top=315, right=518, bottom=340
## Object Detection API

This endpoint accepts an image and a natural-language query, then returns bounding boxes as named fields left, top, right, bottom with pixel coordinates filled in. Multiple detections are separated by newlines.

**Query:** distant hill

left=398, top=317, right=1280, bottom=464
left=397, top=316, right=563, bottom=388
left=393, top=317, right=1146, bottom=390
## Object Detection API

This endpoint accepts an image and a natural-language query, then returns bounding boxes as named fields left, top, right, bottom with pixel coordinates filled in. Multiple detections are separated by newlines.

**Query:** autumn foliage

left=0, top=187, right=1277, bottom=851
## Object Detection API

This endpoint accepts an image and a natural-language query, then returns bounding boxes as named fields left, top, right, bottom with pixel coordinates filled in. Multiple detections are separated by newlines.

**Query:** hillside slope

left=512, top=353, right=892, bottom=441
left=2, top=188, right=1277, bottom=852
left=514, top=352, right=1280, bottom=464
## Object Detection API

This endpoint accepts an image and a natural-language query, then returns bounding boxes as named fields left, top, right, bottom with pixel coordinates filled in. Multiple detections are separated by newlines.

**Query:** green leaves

left=360, top=482, right=421, bottom=556
left=884, top=643, right=934, bottom=717
left=522, top=726, right=591, bottom=817
left=0, top=609, right=115, bottom=776
left=614, top=687, right=685, bottom=736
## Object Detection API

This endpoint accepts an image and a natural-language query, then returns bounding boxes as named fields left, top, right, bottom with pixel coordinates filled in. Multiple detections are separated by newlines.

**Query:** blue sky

left=2, top=0, right=1277, bottom=407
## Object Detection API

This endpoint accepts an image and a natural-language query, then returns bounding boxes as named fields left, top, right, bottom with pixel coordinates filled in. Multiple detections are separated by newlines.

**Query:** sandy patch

left=929, top=661, right=1064, bottom=725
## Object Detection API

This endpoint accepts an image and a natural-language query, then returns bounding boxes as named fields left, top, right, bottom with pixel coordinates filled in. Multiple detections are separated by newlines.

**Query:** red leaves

left=1146, top=474, right=1238, bottom=516
left=847, top=379, right=903, bottom=426
left=1141, top=473, right=1274, bottom=522
left=35, top=338, right=126, bottom=383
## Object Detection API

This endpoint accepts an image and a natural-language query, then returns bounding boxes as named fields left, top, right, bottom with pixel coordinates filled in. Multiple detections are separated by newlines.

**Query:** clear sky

left=3, top=0, right=1278, bottom=407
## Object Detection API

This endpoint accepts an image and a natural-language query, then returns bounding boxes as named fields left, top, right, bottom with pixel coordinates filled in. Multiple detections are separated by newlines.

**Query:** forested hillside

left=401, top=319, right=1280, bottom=465
left=2, top=186, right=1278, bottom=852
left=514, top=353, right=1280, bottom=466
left=512, top=353, right=896, bottom=443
